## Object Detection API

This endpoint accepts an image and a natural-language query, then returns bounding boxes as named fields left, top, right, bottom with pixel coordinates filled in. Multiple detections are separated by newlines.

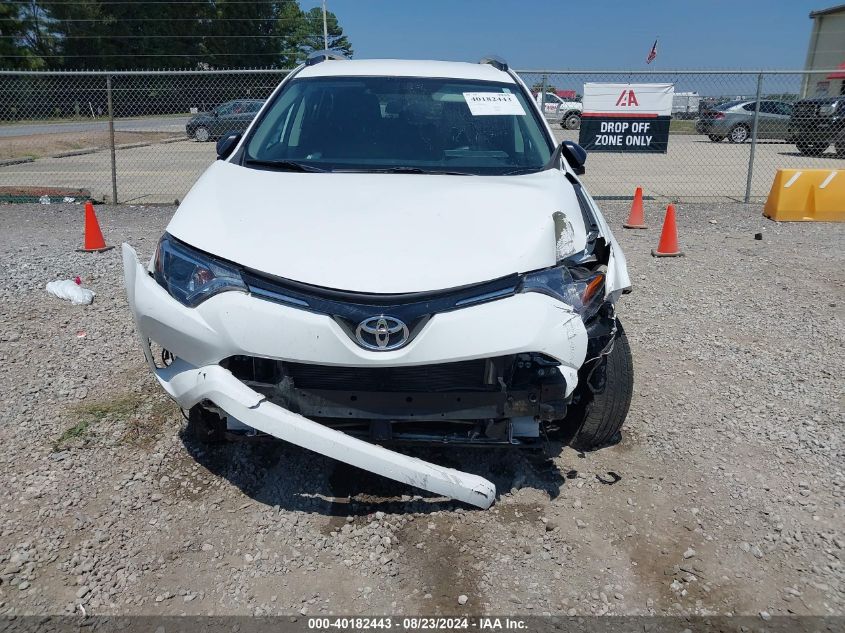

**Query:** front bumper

left=790, top=118, right=844, bottom=142
left=123, top=243, right=591, bottom=507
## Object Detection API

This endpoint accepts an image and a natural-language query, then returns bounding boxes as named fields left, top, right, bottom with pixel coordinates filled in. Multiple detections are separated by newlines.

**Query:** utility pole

left=322, top=0, right=329, bottom=50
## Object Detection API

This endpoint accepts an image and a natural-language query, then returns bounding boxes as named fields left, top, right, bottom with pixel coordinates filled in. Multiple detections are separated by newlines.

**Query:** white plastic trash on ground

left=46, top=279, right=95, bottom=305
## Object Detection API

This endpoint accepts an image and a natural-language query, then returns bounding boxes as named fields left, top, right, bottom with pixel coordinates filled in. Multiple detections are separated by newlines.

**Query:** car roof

left=295, top=58, right=516, bottom=83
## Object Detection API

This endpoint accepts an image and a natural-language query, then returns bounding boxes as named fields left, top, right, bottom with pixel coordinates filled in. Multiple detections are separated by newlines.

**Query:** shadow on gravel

left=181, top=433, right=567, bottom=516
left=777, top=150, right=842, bottom=158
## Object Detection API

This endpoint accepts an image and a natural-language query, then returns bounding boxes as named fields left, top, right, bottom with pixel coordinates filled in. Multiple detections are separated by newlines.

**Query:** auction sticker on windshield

left=463, top=92, right=526, bottom=116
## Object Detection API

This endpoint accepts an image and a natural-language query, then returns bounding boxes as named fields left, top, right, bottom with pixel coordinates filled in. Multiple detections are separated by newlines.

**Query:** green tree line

left=1, top=1, right=352, bottom=69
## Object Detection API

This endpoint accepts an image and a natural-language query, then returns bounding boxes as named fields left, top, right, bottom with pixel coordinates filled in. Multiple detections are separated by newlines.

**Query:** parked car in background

left=185, top=99, right=264, bottom=142
left=789, top=96, right=844, bottom=156
left=534, top=92, right=582, bottom=129
left=696, top=100, right=794, bottom=143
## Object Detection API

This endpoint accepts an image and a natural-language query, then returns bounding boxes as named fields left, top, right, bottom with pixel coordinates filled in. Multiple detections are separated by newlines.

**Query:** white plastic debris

left=46, top=279, right=95, bottom=305
left=39, top=195, right=51, bottom=205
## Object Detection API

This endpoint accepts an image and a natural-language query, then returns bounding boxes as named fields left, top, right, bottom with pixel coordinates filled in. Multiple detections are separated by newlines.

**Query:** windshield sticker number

left=463, top=92, right=526, bottom=116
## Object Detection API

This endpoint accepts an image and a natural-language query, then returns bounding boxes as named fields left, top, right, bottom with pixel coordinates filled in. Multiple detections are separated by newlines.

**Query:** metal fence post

left=106, top=74, right=118, bottom=204
left=743, top=72, right=763, bottom=203
left=540, top=74, right=547, bottom=114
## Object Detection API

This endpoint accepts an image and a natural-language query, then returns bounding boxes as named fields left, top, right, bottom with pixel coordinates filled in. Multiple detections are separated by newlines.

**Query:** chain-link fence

left=1, top=68, right=843, bottom=204
left=521, top=70, right=844, bottom=202
left=0, top=69, right=287, bottom=204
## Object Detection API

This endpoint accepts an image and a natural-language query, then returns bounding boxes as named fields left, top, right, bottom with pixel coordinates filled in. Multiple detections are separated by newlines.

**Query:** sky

left=302, top=0, right=833, bottom=70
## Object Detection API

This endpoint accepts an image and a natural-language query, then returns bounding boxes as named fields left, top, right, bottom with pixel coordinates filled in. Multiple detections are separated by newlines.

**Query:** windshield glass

left=714, top=100, right=744, bottom=111
left=244, top=76, right=552, bottom=175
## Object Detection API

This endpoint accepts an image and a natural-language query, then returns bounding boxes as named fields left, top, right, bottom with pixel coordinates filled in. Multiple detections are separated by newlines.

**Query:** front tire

left=193, top=126, right=211, bottom=142
left=567, top=320, right=634, bottom=451
left=561, top=112, right=581, bottom=130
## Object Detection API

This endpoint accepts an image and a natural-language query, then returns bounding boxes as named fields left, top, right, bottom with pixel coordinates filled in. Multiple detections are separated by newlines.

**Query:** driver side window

left=215, top=102, right=235, bottom=116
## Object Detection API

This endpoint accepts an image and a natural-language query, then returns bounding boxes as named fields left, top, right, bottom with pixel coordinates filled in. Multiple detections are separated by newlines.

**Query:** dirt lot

left=0, top=201, right=842, bottom=618
left=0, top=131, right=177, bottom=161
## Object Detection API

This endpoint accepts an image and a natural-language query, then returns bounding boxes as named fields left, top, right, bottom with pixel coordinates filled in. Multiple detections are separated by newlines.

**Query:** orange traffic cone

left=77, top=201, right=113, bottom=253
left=651, top=204, right=684, bottom=257
left=623, top=187, right=647, bottom=229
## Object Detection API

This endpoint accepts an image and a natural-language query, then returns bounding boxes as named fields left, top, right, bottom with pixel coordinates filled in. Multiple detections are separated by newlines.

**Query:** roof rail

left=479, top=56, right=508, bottom=72
left=306, top=50, right=348, bottom=66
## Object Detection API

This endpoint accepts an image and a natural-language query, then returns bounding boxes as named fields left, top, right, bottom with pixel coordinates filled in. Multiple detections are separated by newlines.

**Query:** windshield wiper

left=334, top=166, right=476, bottom=176
left=244, top=159, right=325, bottom=173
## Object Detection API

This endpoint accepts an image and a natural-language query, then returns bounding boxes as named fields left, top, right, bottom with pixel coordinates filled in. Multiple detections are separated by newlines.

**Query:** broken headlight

left=520, top=265, right=606, bottom=321
left=153, top=233, right=246, bottom=307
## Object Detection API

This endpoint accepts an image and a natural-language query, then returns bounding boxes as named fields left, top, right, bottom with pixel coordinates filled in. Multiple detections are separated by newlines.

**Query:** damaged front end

left=121, top=176, right=629, bottom=508
left=216, top=352, right=570, bottom=447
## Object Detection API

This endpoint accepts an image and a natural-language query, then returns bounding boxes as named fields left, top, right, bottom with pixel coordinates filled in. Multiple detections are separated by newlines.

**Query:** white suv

left=123, top=55, right=632, bottom=509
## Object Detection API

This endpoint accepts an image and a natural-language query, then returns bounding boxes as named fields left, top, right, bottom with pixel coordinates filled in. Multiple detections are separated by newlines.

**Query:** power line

left=7, top=1, right=303, bottom=4
left=2, top=52, right=309, bottom=57
left=0, top=17, right=328, bottom=22
left=0, top=34, right=330, bottom=38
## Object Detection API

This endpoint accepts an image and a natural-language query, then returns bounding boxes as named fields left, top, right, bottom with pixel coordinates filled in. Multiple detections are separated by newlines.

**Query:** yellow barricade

left=763, top=169, right=845, bottom=222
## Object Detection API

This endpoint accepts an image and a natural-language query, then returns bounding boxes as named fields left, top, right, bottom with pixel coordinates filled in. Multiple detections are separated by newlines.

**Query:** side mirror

left=216, top=132, right=241, bottom=160
left=559, top=140, right=587, bottom=175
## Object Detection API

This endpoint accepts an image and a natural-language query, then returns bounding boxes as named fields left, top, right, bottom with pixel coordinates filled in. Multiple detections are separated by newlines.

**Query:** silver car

left=696, top=99, right=794, bottom=143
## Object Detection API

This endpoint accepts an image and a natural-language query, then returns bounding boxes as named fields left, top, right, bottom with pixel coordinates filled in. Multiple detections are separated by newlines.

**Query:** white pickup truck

left=534, top=92, right=582, bottom=129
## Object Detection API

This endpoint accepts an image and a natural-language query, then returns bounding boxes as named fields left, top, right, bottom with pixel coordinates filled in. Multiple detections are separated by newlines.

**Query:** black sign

left=578, top=115, right=670, bottom=153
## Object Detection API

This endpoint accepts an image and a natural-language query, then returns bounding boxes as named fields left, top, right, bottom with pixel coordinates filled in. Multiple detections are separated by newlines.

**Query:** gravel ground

left=0, top=200, right=842, bottom=617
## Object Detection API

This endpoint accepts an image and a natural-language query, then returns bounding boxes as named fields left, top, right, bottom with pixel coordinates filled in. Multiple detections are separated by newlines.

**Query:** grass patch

left=56, top=392, right=177, bottom=450
left=0, top=130, right=177, bottom=161
left=73, top=394, right=144, bottom=422
left=669, top=119, right=699, bottom=135
left=54, top=419, right=91, bottom=449
left=123, top=398, right=178, bottom=448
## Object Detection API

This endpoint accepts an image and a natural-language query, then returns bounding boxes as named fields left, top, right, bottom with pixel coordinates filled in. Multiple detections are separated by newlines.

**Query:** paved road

left=0, top=116, right=192, bottom=138
left=0, top=131, right=843, bottom=203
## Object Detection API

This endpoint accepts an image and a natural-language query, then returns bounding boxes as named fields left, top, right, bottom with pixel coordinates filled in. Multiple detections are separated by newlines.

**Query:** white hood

left=168, top=161, right=588, bottom=293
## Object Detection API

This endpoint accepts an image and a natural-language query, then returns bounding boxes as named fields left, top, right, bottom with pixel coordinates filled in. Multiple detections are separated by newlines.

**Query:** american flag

left=646, top=38, right=658, bottom=64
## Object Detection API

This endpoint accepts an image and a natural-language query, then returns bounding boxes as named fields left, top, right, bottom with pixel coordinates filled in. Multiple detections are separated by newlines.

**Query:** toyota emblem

left=355, top=316, right=410, bottom=351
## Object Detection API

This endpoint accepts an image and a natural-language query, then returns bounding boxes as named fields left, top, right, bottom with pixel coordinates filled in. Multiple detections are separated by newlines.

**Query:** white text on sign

left=594, top=120, right=653, bottom=147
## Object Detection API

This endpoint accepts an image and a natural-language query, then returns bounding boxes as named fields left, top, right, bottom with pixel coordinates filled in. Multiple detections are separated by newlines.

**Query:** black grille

left=283, top=359, right=489, bottom=392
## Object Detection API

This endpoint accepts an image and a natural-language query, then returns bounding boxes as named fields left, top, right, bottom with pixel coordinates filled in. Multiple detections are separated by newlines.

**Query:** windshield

left=244, top=76, right=552, bottom=175
left=714, top=100, right=744, bottom=111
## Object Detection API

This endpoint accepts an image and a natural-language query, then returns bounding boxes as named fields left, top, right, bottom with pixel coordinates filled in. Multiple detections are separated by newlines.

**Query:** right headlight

left=520, top=265, right=606, bottom=321
left=153, top=233, right=246, bottom=307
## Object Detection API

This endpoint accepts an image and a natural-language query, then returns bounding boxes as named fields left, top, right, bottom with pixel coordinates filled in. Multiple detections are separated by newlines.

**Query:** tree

left=11, top=1, right=354, bottom=70
left=205, top=0, right=280, bottom=68
left=43, top=0, right=212, bottom=69
left=0, top=1, right=49, bottom=69
left=277, top=1, right=306, bottom=68
left=295, top=7, right=353, bottom=61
